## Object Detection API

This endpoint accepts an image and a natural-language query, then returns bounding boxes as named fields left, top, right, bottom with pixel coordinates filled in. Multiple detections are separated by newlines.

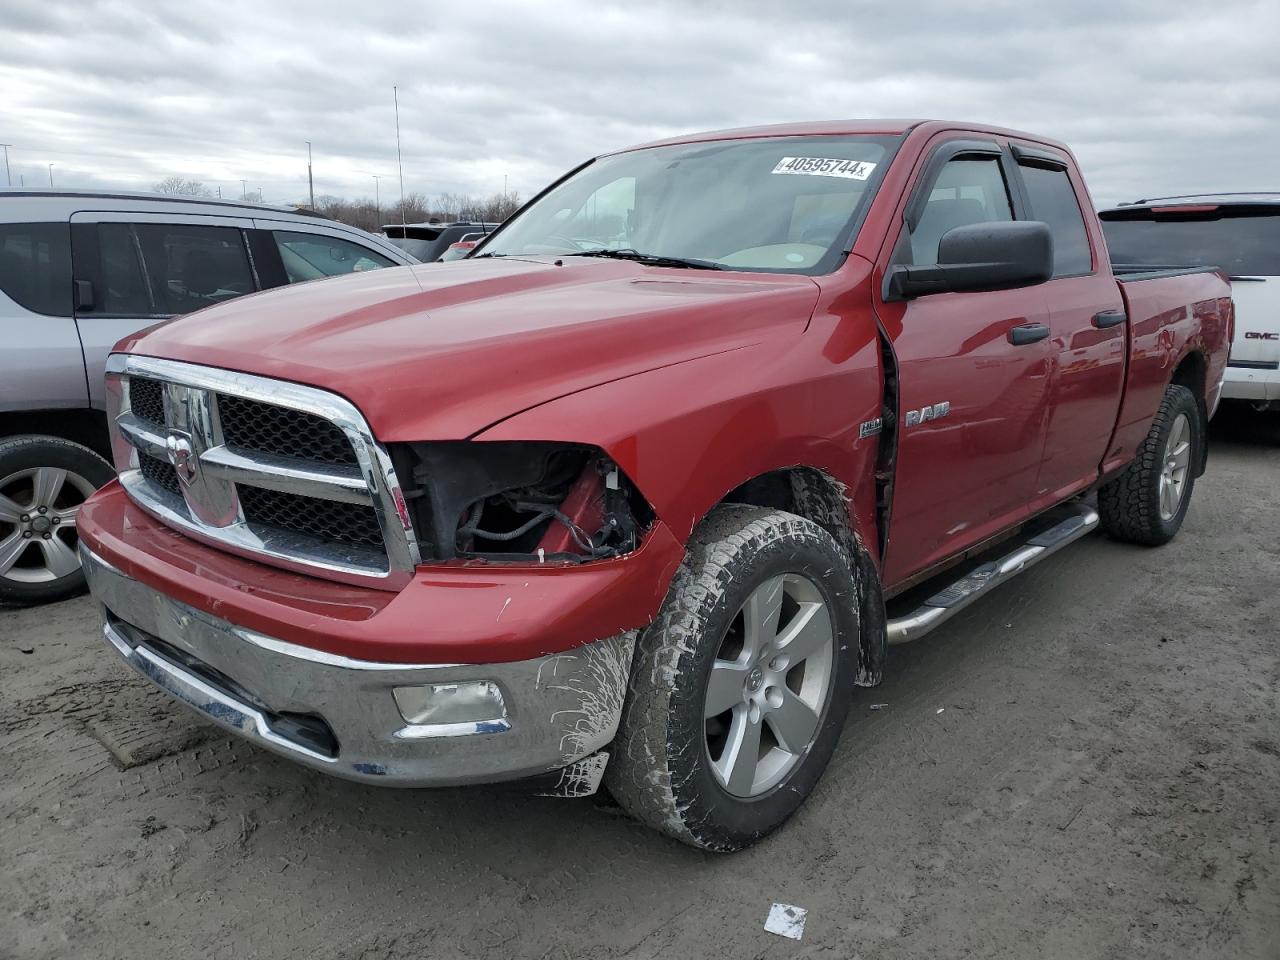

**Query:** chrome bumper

left=81, top=544, right=635, bottom=788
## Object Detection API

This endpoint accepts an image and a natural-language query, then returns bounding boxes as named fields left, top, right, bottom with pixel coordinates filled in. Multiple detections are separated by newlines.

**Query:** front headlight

left=388, top=441, right=653, bottom=563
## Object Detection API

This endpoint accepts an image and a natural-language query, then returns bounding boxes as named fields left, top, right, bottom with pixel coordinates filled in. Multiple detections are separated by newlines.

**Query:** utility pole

left=306, top=140, right=315, bottom=209
left=372, top=175, right=382, bottom=224
left=393, top=85, right=405, bottom=224
left=0, top=144, right=11, bottom=186
left=47, top=163, right=54, bottom=187
left=239, top=179, right=247, bottom=200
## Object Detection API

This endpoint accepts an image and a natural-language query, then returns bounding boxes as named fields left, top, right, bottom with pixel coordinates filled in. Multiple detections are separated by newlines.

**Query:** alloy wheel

left=0, top=467, right=96, bottom=583
left=703, top=573, right=835, bottom=798
left=1158, top=413, right=1192, bottom=521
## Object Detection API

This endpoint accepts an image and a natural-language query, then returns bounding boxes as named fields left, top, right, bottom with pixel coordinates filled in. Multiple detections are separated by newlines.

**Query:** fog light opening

left=393, top=680, right=507, bottom=727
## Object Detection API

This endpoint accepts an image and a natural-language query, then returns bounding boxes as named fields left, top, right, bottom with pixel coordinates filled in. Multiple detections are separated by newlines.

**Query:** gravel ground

left=2, top=407, right=1278, bottom=960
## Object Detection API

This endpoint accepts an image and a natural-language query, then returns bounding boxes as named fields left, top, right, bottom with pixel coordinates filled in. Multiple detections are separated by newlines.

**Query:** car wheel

left=0, top=435, right=115, bottom=607
left=605, top=505, right=859, bottom=852
left=1098, top=383, right=1202, bottom=546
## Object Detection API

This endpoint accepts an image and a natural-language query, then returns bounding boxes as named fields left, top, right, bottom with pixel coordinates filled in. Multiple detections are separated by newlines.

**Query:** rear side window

left=910, top=156, right=1013, bottom=265
left=273, top=231, right=395, bottom=282
left=0, top=223, right=72, bottom=316
left=1101, top=208, right=1280, bottom=276
left=1019, top=164, right=1093, bottom=276
left=134, top=224, right=255, bottom=314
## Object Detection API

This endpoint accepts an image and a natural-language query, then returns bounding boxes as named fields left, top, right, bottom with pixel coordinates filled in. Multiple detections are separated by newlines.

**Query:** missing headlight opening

left=392, top=441, right=653, bottom=563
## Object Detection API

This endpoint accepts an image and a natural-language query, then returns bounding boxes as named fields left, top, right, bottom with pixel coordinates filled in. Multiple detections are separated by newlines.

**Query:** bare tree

left=154, top=176, right=213, bottom=197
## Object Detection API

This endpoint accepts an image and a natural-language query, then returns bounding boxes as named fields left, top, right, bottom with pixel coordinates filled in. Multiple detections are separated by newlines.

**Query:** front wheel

left=0, top=435, right=115, bottom=607
left=605, top=506, right=860, bottom=852
left=1098, top=384, right=1202, bottom=546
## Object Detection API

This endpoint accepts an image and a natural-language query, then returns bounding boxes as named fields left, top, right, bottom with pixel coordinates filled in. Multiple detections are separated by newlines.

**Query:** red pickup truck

left=75, top=120, right=1232, bottom=852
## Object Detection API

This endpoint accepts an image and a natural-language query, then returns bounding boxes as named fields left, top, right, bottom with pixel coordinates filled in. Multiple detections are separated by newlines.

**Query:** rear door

left=70, top=211, right=257, bottom=408
left=874, top=137, right=1054, bottom=586
left=252, top=220, right=399, bottom=284
left=1007, top=143, right=1127, bottom=506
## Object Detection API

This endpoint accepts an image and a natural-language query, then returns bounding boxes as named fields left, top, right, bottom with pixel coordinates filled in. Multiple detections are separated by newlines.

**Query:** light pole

left=393, top=85, right=405, bottom=224
left=306, top=140, right=315, bottom=209
left=0, top=144, right=11, bottom=186
left=372, top=175, right=382, bottom=224
left=47, top=163, right=54, bottom=187
left=239, top=179, right=247, bottom=200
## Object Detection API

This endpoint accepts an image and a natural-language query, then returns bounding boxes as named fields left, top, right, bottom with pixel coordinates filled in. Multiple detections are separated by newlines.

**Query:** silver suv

left=0, top=189, right=417, bottom=605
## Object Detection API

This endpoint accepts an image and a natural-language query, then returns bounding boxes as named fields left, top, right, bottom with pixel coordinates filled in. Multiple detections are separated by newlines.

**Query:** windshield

left=477, top=135, right=897, bottom=274
left=1101, top=206, right=1280, bottom=276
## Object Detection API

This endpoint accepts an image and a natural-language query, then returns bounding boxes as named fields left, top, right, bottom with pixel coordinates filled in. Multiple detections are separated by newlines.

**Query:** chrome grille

left=238, top=484, right=383, bottom=549
left=129, top=377, right=165, bottom=427
left=218, top=394, right=358, bottom=466
left=105, top=355, right=420, bottom=589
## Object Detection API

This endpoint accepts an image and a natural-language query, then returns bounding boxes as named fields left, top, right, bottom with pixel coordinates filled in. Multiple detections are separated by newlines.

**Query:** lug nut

left=21, top=514, right=29, bottom=522
left=38, top=506, right=47, bottom=514
left=52, top=516, right=61, bottom=525
left=22, top=531, right=32, bottom=539
left=42, top=532, right=51, bottom=540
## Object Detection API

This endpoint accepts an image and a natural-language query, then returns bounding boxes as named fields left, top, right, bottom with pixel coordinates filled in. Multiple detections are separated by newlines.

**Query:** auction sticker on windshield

left=771, top=157, right=876, bottom=180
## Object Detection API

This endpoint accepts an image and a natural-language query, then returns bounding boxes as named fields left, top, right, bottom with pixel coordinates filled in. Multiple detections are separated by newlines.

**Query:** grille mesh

left=237, top=484, right=383, bottom=549
left=138, top=451, right=180, bottom=495
left=218, top=394, right=358, bottom=466
left=129, top=378, right=165, bottom=426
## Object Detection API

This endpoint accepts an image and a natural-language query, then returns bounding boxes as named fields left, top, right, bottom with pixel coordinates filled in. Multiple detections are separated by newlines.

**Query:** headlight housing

left=389, top=441, right=653, bottom=563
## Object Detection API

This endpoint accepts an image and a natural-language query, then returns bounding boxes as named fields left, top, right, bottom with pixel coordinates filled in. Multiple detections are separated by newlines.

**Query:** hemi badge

left=859, top=417, right=883, bottom=439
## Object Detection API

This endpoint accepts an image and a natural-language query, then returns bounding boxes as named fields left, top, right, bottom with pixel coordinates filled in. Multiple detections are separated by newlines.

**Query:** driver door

left=874, top=140, right=1054, bottom=586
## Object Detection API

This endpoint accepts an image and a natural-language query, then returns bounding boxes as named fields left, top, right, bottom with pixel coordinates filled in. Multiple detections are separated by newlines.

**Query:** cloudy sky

left=3, top=0, right=1278, bottom=209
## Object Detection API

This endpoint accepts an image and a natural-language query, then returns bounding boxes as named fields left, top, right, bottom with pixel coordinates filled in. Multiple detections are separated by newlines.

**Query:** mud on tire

left=605, top=505, right=860, bottom=852
left=1098, top=383, right=1202, bottom=546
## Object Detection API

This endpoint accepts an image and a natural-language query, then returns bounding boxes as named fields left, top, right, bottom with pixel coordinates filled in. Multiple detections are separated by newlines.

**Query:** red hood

left=119, top=257, right=821, bottom=440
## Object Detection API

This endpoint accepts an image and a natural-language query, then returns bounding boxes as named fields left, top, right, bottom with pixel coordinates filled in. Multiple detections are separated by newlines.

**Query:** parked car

left=1100, top=194, right=1278, bottom=412
left=0, top=189, right=417, bottom=605
left=382, top=221, right=495, bottom=261
left=77, top=120, right=1231, bottom=851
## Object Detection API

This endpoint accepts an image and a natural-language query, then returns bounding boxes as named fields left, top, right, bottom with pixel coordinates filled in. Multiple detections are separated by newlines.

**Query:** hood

left=121, top=257, right=821, bottom=440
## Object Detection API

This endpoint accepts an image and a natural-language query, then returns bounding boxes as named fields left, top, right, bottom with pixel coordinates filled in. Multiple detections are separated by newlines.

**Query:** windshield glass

left=478, top=135, right=897, bottom=274
left=1101, top=206, right=1280, bottom=275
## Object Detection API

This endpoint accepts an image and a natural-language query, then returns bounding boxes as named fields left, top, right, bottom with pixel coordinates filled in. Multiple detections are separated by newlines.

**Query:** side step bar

left=886, top=505, right=1100, bottom=645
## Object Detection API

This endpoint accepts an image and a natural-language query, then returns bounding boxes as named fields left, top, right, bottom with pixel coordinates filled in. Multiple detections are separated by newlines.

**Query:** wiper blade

left=568, top=249, right=727, bottom=271
left=472, top=252, right=506, bottom=259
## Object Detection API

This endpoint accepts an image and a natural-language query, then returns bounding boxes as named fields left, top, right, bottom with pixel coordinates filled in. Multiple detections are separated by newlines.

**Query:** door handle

left=1008, top=322, right=1050, bottom=346
left=1093, top=309, right=1126, bottom=329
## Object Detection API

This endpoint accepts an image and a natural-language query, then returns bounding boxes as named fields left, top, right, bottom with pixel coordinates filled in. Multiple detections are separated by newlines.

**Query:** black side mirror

left=885, top=220, right=1054, bottom=301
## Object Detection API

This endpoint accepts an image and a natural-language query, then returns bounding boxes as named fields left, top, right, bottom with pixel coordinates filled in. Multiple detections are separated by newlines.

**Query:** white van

left=1101, top=194, right=1280, bottom=410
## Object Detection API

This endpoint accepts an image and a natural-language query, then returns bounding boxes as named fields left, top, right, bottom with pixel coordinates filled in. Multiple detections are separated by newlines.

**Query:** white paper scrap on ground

left=765, top=903, right=807, bottom=941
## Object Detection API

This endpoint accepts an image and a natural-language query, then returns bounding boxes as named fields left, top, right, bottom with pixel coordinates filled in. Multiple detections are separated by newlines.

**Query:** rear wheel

left=1098, top=384, right=1202, bottom=546
left=0, top=436, right=114, bottom=607
left=605, top=505, right=859, bottom=852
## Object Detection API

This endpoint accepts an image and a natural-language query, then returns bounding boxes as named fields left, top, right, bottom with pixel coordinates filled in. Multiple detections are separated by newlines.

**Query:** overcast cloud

left=3, top=0, right=1278, bottom=208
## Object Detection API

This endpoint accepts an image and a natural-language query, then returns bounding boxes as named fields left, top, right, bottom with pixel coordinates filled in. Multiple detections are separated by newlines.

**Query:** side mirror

left=885, top=220, right=1054, bottom=301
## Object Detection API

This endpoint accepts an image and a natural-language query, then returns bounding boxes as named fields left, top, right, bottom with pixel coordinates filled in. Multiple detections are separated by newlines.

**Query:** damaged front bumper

left=81, top=543, right=635, bottom=792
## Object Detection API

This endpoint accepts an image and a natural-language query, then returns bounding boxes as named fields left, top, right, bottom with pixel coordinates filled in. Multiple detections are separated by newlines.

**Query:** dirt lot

left=3, top=408, right=1278, bottom=960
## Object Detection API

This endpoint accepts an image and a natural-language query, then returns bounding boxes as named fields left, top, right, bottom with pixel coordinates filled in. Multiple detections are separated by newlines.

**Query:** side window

left=910, top=156, right=1013, bottom=265
left=1018, top=163, right=1093, bottom=276
left=273, top=231, right=395, bottom=283
left=134, top=224, right=255, bottom=314
left=96, top=223, right=154, bottom=315
left=0, top=222, right=72, bottom=317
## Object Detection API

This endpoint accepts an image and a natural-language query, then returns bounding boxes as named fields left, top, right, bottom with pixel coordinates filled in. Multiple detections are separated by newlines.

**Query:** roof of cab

left=613, top=119, right=1072, bottom=155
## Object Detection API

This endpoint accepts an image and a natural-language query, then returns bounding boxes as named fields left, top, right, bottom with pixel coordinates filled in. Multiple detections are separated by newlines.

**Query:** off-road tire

left=605, top=505, right=859, bottom=852
left=1097, top=384, right=1201, bottom=546
left=0, top=435, right=114, bottom=607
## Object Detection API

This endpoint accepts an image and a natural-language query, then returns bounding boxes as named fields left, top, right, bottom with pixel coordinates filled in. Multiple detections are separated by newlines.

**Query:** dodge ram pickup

left=75, top=120, right=1233, bottom=852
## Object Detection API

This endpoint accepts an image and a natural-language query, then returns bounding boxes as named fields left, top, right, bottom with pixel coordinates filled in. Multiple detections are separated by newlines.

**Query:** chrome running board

left=886, top=504, right=1100, bottom=645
